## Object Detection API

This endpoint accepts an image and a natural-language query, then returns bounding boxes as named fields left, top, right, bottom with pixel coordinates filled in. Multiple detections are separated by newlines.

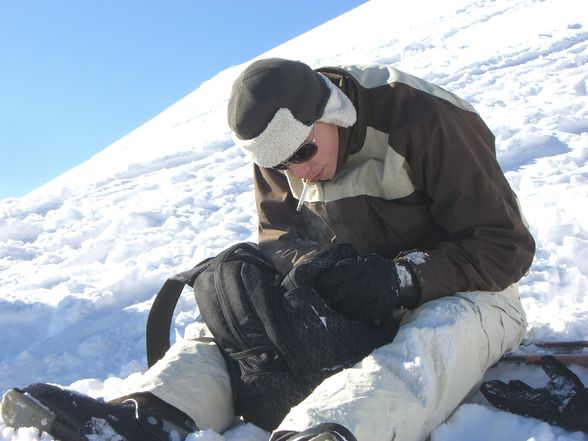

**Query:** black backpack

left=146, top=242, right=396, bottom=431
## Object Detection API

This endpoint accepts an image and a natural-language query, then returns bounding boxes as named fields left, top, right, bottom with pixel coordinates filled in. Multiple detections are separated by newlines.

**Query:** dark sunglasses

left=272, top=125, right=318, bottom=170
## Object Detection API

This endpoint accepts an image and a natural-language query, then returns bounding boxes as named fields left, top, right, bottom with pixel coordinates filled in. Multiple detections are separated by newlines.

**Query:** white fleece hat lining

left=239, top=74, right=357, bottom=168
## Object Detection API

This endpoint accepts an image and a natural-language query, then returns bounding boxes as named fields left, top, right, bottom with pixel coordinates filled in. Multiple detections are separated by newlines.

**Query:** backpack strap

left=146, top=242, right=276, bottom=368
left=145, top=262, right=211, bottom=368
left=209, top=242, right=275, bottom=273
left=145, top=242, right=272, bottom=368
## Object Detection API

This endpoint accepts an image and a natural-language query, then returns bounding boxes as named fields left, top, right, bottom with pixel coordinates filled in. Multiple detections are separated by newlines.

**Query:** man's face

left=286, top=122, right=339, bottom=181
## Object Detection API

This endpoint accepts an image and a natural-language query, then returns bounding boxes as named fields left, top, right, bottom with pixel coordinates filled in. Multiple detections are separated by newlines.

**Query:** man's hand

left=481, top=356, right=588, bottom=432
left=314, top=254, right=420, bottom=321
left=280, top=243, right=359, bottom=291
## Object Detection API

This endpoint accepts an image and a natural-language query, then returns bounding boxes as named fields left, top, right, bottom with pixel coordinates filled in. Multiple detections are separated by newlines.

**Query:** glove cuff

left=392, top=262, right=421, bottom=308
left=563, top=388, right=588, bottom=431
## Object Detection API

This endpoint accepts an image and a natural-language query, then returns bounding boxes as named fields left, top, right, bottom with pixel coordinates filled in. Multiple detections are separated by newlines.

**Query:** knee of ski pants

left=452, top=283, right=527, bottom=366
left=273, top=284, right=527, bottom=441
left=117, top=338, right=235, bottom=434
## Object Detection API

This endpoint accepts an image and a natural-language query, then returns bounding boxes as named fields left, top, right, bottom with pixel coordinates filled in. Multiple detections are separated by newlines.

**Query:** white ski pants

left=122, top=284, right=526, bottom=441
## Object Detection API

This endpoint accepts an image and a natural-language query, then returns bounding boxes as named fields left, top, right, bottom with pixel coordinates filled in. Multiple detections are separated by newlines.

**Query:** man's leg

left=120, top=337, right=235, bottom=434
left=2, top=338, right=235, bottom=439
left=273, top=285, right=526, bottom=441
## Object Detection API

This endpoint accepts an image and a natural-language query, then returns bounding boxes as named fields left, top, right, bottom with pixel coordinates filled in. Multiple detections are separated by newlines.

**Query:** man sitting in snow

left=2, top=58, right=539, bottom=440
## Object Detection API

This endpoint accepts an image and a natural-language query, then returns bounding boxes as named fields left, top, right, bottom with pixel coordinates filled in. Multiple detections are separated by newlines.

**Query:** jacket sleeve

left=253, top=164, right=323, bottom=274
left=396, top=99, right=535, bottom=302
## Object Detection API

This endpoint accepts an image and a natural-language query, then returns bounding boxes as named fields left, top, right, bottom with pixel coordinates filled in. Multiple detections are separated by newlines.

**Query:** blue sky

left=0, top=1, right=366, bottom=199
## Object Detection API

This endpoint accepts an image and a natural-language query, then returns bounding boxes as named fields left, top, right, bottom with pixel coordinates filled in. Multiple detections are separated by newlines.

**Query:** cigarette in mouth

left=296, top=178, right=312, bottom=212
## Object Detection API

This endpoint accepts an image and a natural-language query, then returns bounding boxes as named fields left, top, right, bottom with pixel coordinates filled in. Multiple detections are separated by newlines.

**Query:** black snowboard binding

left=1, top=383, right=196, bottom=440
left=481, top=355, right=588, bottom=432
left=270, top=422, right=357, bottom=441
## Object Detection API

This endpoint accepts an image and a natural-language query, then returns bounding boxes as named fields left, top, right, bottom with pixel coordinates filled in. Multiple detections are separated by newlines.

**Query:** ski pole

left=500, top=353, right=588, bottom=368
left=499, top=340, right=588, bottom=368
left=528, top=341, right=588, bottom=350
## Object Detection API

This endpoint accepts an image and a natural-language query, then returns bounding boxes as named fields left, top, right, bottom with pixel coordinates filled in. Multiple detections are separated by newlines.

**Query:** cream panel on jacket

left=337, top=64, right=477, bottom=113
left=285, top=127, right=415, bottom=203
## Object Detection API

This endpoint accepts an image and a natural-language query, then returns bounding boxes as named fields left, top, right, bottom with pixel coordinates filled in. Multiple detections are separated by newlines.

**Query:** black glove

left=481, top=356, right=588, bottom=432
left=280, top=243, right=359, bottom=291
left=313, top=254, right=420, bottom=321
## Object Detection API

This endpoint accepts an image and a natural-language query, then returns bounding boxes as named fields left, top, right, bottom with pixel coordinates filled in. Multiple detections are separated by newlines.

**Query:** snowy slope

left=1, top=0, right=588, bottom=439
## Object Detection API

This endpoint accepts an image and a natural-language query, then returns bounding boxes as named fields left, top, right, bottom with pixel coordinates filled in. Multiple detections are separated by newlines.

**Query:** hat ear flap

left=239, top=108, right=313, bottom=168
left=317, top=74, right=357, bottom=128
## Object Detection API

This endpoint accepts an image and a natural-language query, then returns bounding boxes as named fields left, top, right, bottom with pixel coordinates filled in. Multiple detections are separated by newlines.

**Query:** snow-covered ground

left=1, top=0, right=587, bottom=439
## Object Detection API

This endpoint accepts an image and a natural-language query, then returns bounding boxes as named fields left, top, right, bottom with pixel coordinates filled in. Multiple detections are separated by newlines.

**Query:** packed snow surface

left=1, top=0, right=587, bottom=439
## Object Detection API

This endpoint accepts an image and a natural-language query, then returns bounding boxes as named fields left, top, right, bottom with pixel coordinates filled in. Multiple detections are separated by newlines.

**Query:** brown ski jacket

left=254, top=64, right=535, bottom=303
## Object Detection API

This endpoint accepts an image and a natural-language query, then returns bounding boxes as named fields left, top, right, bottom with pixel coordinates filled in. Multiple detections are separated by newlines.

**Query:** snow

left=1, top=0, right=587, bottom=439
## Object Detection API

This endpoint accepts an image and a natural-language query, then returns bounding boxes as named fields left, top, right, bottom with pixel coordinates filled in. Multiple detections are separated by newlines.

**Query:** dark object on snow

left=147, top=242, right=395, bottom=431
left=1, top=383, right=196, bottom=440
left=270, top=422, right=357, bottom=441
left=481, top=355, right=588, bottom=432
